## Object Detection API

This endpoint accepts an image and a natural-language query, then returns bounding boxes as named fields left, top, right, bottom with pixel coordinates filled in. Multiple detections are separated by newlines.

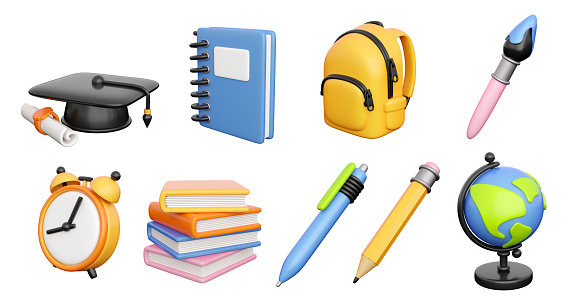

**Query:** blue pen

left=277, top=163, right=368, bottom=287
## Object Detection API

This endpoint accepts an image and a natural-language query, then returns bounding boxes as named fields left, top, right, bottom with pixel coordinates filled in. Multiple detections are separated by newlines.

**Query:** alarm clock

left=38, top=166, right=121, bottom=279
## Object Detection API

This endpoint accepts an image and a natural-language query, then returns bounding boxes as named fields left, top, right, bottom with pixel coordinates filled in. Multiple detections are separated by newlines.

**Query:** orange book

left=159, top=180, right=250, bottom=213
left=149, top=202, right=262, bottom=238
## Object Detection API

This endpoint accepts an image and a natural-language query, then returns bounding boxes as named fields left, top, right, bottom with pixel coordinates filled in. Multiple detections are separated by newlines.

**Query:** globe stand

left=474, top=250, right=533, bottom=290
left=458, top=152, right=535, bottom=290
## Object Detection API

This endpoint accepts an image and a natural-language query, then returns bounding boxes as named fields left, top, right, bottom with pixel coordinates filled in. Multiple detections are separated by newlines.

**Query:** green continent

left=526, top=173, right=546, bottom=209
left=527, top=173, right=540, bottom=188
left=503, top=223, right=533, bottom=248
left=470, top=184, right=527, bottom=239
left=512, top=177, right=540, bottom=203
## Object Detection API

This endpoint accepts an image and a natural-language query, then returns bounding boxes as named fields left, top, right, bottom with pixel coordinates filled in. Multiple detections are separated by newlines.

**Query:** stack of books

left=144, top=180, right=262, bottom=283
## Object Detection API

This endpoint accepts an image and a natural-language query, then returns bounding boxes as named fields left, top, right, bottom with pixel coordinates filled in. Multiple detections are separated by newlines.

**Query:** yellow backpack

left=321, top=21, right=416, bottom=139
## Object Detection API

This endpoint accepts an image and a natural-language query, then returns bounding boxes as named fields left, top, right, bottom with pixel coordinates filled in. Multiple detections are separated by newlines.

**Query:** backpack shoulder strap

left=387, top=28, right=416, bottom=101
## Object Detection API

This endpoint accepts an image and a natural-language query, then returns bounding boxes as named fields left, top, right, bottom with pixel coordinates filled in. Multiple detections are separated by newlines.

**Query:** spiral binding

left=189, top=39, right=209, bottom=48
left=190, top=91, right=210, bottom=98
left=190, top=66, right=209, bottom=73
left=190, top=53, right=209, bottom=60
left=190, top=78, right=209, bottom=86
left=191, top=102, right=210, bottom=110
left=190, top=31, right=211, bottom=122
left=191, top=114, right=210, bottom=122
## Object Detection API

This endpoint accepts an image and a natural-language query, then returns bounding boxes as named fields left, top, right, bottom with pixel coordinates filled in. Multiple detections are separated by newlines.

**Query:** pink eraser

left=425, top=162, right=440, bottom=174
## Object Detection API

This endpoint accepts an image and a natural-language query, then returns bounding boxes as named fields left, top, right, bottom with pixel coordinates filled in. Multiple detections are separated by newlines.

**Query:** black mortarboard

left=29, top=72, right=159, bottom=133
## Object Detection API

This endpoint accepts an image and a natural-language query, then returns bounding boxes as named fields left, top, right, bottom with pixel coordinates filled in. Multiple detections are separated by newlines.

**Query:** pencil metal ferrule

left=410, top=164, right=440, bottom=193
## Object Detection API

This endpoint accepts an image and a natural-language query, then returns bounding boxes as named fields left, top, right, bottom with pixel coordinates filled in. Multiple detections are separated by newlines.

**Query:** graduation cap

left=29, top=73, right=159, bottom=133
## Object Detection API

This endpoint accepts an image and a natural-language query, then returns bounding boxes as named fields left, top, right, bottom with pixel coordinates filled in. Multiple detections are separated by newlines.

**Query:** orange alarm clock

left=38, top=166, right=121, bottom=279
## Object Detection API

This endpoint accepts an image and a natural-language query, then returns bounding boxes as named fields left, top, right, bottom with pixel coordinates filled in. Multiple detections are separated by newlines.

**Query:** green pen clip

left=317, top=163, right=356, bottom=210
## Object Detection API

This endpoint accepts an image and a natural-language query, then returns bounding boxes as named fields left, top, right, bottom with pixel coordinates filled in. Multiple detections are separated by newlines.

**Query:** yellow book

left=159, top=180, right=250, bottom=213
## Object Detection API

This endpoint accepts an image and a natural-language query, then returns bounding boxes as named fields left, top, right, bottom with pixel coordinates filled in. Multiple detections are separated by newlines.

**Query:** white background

left=1, top=0, right=565, bottom=303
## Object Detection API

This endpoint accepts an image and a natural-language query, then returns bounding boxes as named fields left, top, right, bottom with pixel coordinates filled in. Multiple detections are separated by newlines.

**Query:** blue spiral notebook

left=147, top=221, right=261, bottom=259
left=190, top=27, right=276, bottom=144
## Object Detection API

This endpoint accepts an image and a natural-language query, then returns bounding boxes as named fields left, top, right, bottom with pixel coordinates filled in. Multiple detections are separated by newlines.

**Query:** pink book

left=143, top=244, right=256, bottom=283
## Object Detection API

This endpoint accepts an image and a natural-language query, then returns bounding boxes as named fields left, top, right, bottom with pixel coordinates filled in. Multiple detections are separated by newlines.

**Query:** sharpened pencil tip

left=353, top=277, right=359, bottom=283
left=276, top=281, right=282, bottom=287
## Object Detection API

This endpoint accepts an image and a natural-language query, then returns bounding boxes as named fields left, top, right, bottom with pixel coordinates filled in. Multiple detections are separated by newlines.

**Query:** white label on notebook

left=214, top=47, right=250, bottom=81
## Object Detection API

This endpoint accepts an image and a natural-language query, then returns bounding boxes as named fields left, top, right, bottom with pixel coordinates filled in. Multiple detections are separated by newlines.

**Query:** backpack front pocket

left=384, top=96, right=407, bottom=130
left=321, top=74, right=373, bottom=131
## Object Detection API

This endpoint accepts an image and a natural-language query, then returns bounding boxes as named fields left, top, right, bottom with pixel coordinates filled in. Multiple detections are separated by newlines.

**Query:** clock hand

left=46, top=198, right=82, bottom=235
left=46, top=227, right=64, bottom=234
left=46, top=223, right=77, bottom=234
left=68, top=196, right=83, bottom=224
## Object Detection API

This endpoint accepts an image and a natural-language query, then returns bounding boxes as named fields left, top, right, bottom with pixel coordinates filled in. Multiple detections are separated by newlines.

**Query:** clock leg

left=87, top=268, right=97, bottom=279
left=53, top=265, right=57, bottom=268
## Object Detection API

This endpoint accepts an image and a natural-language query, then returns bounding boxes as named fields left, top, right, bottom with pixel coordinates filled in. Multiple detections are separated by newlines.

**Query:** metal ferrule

left=410, top=164, right=440, bottom=193
left=491, top=55, right=520, bottom=85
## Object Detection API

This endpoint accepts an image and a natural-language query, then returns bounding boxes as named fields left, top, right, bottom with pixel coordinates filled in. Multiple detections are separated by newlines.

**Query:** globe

left=464, top=166, right=546, bottom=248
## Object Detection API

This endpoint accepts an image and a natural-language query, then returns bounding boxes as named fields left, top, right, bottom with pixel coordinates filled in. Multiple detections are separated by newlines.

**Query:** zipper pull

left=389, top=58, right=399, bottom=83
left=364, top=90, right=374, bottom=111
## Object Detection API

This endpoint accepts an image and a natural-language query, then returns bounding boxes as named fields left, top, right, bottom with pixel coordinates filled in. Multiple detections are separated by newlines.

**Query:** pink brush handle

left=467, top=78, right=507, bottom=139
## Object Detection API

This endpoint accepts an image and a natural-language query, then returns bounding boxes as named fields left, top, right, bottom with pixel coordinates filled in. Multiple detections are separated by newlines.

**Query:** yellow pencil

left=354, top=162, right=440, bottom=283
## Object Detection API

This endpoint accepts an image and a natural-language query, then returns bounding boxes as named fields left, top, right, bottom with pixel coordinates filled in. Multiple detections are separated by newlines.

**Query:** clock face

left=42, top=190, right=101, bottom=265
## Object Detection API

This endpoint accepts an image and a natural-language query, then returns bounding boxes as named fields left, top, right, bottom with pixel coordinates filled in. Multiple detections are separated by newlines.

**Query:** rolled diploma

left=21, top=103, right=78, bottom=147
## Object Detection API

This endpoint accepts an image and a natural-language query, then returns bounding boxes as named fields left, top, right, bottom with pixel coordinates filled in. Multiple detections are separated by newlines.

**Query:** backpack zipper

left=335, top=29, right=398, bottom=99
left=321, top=74, right=374, bottom=111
